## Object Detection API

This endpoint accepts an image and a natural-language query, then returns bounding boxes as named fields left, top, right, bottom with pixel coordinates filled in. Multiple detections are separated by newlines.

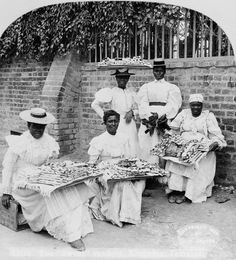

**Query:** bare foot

left=69, top=239, right=86, bottom=251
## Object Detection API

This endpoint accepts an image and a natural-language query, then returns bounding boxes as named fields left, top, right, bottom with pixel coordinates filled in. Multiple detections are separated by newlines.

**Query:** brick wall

left=80, top=56, right=236, bottom=184
left=0, top=54, right=236, bottom=184
left=0, top=60, right=52, bottom=142
left=40, top=52, right=82, bottom=154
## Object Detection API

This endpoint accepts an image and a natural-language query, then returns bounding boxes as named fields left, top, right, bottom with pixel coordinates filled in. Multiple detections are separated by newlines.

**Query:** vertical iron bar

left=201, top=15, right=204, bottom=58
left=154, top=23, right=157, bottom=58
left=227, top=37, right=231, bottom=56
left=218, top=27, right=222, bottom=56
left=184, top=12, right=188, bottom=58
left=95, top=33, right=97, bottom=63
left=99, top=37, right=102, bottom=61
left=176, top=21, right=180, bottom=59
left=162, top=23, right=165, bottom=58
left=105, top=40, right=108, bottom=58
left=209, top=20, right=213, bottom=57
left=169, top=27, right=172, bottom=59
left=148, top=24, right=151, bottom=60
left=129, top=35, right=131, bottom=58
left=192, top=11, right=196, bottom=58
left=135, top=24, right=138, bottom=57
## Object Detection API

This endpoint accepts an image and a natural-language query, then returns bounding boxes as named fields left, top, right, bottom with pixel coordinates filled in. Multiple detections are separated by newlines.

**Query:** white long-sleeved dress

left=87, top=131, right=145, bottom=227
left=166, top=109, right=227, bottom=203
left=1, top=131, right=93, bottom=242
left=137, top=78, right=182, bottom=162
left=91, top=87, right=139, bottom=157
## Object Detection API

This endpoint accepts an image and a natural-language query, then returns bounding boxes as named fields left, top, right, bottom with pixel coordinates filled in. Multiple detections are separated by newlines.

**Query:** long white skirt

left=12, top=183, right=94, bottom=242
left=138, top=124, right=160, bottom=163
left=165, top=152, right=216, bottom=203
left=117, top=117, right=139, bottom=158
left=88, top=180, right=145, bottom=227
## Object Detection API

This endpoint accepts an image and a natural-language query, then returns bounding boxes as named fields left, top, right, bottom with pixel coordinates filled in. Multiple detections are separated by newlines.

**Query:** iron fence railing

left=88, top=9, right=234, bottom=62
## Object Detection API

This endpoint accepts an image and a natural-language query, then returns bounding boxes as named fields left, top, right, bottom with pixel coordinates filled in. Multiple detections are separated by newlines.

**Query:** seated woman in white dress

left=87, top=110, right=145, bottom=227
left=165, top=94, right=227, bottom=204
left=1, top=108, right=93, bottom=251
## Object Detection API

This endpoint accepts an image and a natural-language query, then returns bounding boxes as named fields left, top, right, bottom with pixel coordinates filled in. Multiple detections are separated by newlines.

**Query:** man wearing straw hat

left=91, top=68, right=140, bottom=158
left=137, top=59, right=182, bottom=164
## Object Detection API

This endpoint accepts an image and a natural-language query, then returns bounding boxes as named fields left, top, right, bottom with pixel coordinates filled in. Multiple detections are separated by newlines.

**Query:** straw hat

left=110, top=69, right=135, bottom=77
left=19, top=108, right=55, bottom=125
left=153, top=58, right=166, bottom=68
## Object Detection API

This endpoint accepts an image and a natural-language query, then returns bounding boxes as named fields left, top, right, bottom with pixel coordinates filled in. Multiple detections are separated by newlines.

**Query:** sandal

left=167, top=193, right=176, bottom=203
left=175, top=195, right=186, bottom=204
left=69, top=239, right=86, bottom=251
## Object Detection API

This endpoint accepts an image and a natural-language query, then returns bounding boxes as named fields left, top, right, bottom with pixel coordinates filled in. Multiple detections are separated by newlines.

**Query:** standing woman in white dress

left=165, top=94, right=227, bottom=204
left=91, top=69, right=139, bottom=157
left=137, top=59, right=182, bottom=163
left=1, top=108, right=94, bottom=251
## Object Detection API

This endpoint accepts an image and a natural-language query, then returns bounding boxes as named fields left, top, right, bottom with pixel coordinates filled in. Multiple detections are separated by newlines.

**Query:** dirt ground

left=0, top=144, right=236, bottom=260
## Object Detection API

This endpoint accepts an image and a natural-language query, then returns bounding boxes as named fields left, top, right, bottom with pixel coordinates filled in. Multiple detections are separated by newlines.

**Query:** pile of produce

left=97, top=158, right=169, bottom=181
left=98, top=56, right=152, bottom=68
left=27, top=161, right=101, bottom=186
left=151, top=133, right=185, bottom=157
left=151, top=133, right=209, bottom=165
left=23, top=158, right=169, bottom=189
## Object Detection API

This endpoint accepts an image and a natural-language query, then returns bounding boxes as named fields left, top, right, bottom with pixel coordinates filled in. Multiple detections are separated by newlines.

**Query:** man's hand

left=1, top=194, right=12, bottom=209
left=124, top=110, right=134, bottom=124
left=209, top=141, right=219, bottom=151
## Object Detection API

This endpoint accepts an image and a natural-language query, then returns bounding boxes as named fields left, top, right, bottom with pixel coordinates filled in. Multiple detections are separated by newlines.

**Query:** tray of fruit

left=97, top=158, right=170, bottom=182
left=19, top=161, right=102, bottom=195
left=97, top=57, right=152, bottom=69
left=151, top=133, right=209, bottom=166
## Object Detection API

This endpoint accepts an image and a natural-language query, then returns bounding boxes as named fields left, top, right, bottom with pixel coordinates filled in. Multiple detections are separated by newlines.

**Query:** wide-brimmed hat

left=153, top=58, right=166, bottom=68
left=111, top=69, right=135, bottom=77
left=19, top=108, right=56, bottom=125
left=189, top=94, right=204, bottom=103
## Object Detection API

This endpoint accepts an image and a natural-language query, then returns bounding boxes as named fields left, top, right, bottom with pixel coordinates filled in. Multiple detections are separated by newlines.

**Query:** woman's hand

left=49, top=151, right=58, bottom=160
left=149, top=112, right=158, bottom=126
left=209, top=141, right=219, bottom=151
left=124, top=110, right=134, bottom=124
left=1, top=194, right=12, bottom=209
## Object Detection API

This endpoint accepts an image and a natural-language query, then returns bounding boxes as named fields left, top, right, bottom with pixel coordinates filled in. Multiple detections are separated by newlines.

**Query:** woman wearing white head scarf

left=165, top=94, right=226, bottom=204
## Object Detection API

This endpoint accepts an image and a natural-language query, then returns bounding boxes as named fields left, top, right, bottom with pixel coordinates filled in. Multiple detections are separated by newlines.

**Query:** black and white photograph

left=0, top=0, right=235, bottom=259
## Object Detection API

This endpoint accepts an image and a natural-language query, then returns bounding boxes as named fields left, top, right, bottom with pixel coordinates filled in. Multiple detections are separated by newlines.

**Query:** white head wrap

left=189, top=94, right=204, bottom=103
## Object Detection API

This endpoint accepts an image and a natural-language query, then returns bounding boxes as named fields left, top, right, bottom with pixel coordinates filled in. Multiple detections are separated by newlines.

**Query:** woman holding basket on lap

left=1, top=108, right=94, bottom=251
left=165, top=94, right=226, bottom=204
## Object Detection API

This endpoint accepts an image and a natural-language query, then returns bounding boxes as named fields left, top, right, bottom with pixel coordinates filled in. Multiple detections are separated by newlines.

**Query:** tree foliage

left=0, top=1, right=185, bottom=61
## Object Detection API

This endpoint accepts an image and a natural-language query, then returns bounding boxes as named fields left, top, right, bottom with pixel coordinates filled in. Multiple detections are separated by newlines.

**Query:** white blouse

left=2, top=131, right=60, bottom=194
left=91, top=87, right=138, bottom=118
left=169, top=109, right=227, bottom=147
left=88, top=131, right=131, bottom=162
left=137, top=78, right=182, bottom=120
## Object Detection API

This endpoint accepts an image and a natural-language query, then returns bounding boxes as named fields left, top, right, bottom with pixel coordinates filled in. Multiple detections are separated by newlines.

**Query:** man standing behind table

left=91, top=69, right=140, bottom=158
left=137, top=59, right=182, bottom=164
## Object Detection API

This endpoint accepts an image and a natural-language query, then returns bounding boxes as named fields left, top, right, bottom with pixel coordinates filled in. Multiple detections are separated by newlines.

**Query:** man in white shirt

left=137, top=59, right=182, bottom=163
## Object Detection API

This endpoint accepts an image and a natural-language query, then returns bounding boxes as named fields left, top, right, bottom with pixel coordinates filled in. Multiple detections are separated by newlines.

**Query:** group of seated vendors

left=0, top=59, right=226, bottom=251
